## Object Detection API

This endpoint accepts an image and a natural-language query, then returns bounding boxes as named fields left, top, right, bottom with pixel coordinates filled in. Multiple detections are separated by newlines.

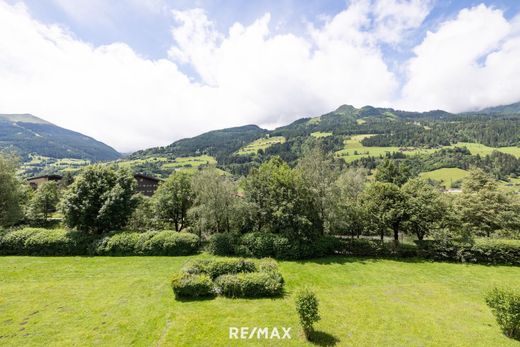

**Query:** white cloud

left=1, top=0, right=424, bottom=152
left=400, top=4, right=520, bottom=112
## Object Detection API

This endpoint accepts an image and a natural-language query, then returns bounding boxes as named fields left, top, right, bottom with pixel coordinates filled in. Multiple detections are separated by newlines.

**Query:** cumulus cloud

left=1, top=0, right=419, bottom=151
left=4, top=1, right=520, bottom=152
left=400, top=4, right=520, bottom=112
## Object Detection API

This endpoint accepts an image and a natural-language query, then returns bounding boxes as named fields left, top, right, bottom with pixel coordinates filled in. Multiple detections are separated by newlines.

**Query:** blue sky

left=1, top=0, right=520, bottom=151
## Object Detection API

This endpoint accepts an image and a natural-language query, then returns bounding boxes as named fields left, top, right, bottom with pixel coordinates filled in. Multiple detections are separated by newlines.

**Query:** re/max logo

left=229, top=327, right=292, bottom=339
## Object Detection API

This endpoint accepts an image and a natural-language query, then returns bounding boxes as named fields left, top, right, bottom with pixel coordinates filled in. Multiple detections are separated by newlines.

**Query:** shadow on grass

left=300, top=255, right=432, bottom=266
left=308, top=330, right=340, bottom=346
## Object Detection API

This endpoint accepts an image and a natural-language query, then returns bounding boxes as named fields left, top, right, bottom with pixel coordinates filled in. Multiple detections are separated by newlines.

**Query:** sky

left=1, top=1, right=520, bottom=152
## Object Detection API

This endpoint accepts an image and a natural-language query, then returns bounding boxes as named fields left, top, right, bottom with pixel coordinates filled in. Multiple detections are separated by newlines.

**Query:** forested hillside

left=127, top=102, right=520, bottom=184
left=0, top=114, right=121, bottom=162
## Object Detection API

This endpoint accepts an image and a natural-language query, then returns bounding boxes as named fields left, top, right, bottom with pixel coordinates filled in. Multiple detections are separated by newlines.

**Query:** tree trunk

left=393, top=223, right=400, bottom=242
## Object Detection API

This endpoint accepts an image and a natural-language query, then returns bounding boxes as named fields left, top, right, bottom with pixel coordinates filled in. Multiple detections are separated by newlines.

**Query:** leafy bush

left=215, top=271, right=284, bottom=298
left=93, top=231, right=142, bottom=256
left=94, top=231, right=200, bottom=256
left=0, top=228, right=91, bottom=256
left=172, top=258, right=284, bottom=300
left=295, top=288, right=320, bottom=339
left=182, top=258, right=257, bottom=280
left=171, top=273, right=214, bottom=299
left=141, top=231, right=199, bottom=256
left=486, top=288, right=520, bottom=340
left=338, top=239, right=419, bottom=258
left=235, top=232, right=338, bottom=260
left=206, top=233, right=237, bottom=256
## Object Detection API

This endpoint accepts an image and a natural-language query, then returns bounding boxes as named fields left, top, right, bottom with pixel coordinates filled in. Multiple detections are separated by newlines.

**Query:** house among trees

left=134, top=174, right=161, bottom=196
left=27, top=174, right=63, bottom=189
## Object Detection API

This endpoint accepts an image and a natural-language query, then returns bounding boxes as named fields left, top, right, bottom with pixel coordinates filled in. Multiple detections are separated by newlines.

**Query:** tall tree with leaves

left=296, top=146, right=339, bottom=234
left=0, top=153, right=24, bottom=227
left=188, top=169, right=242, bottom=235
left=27, top=181, right=60, bottom=224
left=401, top=178, right=448, bottom=240
left=62, top=165, right=138, bottom=233
left=374, top=158, right=413, bottom=186
left=361, top=182, right=408, bottom=241
left=154, top=171, right=193, bottom=231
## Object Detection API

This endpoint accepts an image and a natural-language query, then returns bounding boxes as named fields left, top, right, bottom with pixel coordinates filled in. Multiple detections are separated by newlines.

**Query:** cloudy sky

left=1, top=0, right=520, bottom=152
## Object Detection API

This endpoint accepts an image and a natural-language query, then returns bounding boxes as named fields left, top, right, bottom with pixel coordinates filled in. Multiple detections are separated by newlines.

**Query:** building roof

left=133, top=173, right=163, bottom=182
left=27, top=174, right=63, bottom=181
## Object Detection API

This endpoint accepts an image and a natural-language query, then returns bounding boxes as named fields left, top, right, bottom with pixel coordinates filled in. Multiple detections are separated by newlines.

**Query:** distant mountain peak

left=0, top=113, right=51, bottom=125
left=478, top=101, right=520, bottom=115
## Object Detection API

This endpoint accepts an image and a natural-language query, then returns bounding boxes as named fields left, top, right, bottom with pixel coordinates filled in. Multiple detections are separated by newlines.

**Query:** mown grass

left=335, top=134, right=435, bottom=163
left=310, top=132, right=332, bottom=138
left=419, top=168, right=469, bottom=187
left=237, top=136, right=286, bottom=156
left=1, top=255, right=519, bottom=346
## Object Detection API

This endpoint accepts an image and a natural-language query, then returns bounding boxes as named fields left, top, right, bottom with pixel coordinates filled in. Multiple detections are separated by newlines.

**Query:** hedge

left=0, top=228, right=200, bottom=256
left=182, top=258, right=257, bottom=280
left=171, top=273, right=214, bottom=299
left=486, top=287, right=520, bottom=340
left=171, top=258, right=284, bottom=299
left=0, top=228, right=92, bottom=256
left=208, top=232, right=340, bottom=260
left=94, top=230, right=199, bottom=256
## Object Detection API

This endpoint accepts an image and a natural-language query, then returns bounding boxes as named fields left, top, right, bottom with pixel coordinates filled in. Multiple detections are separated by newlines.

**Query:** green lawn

left=1, top=256, right=519, bottom=346
left=419, top=168, right=469, bottom=187
left=310, top=131, right=332, bottom=138
left=237, top=136, right=286, bottom=156
left=335, top=134, right=435, bottom=163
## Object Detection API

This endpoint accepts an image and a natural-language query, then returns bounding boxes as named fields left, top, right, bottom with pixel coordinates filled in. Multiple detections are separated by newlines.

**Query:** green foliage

left=188, top=169, right=244, bottom=235
left=172, top=258, right=284, bottom=300
left=206, top=233, right=237, bottom=256
left=125, top=195, right=161, bottom=231
left=94, top=231, right=199, bottom=256
left=0, top=228, right=91, bottom=256
left=486, top=288, right=520, bottom=340
left=153, top=171, right=193, bottom=231
left=62, top=165, right=138, bottom=233
left=0, top=153, right=25, bottom=227
left=26, top=181, right=60, bottom=225
left=375, top=158, right=414, bottom=186
left=244, top=157, right=319, bottom=242
left=295, top=288, right=320, bottom=338
left=214, top=271, right=284, bottom=298
left=171, top=273, right=214, bottom=299
left=401, top=178, right=450, bottom=240
left=361, top=182, right=408, bottom=241
left=182, top=258, right=257, bottom=280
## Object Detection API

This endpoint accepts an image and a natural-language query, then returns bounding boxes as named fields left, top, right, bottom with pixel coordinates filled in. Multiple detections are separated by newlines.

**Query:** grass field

left=335, top=134, right=436, bottom=163
left=449, top=142, right=520, bottom=157
left=1, top=255, right=519, bottom=346
left=419, top=168, right=469, bottom=187
left=310, top=131, right=332, bottom=138
left=19, top=155, right=91, bottom=176
left=237, top=136, right=286, bottom=156
left=112, top=155, right=216, bottom=177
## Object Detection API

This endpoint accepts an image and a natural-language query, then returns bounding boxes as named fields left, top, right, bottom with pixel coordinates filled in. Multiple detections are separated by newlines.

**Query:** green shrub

left=295, top=288, right=320, bottom=339
left=183, top=258, right=257, bottom=280
left=171, top=273, right=214, bottom=299
left=237, top=232, right=277, bottom=258
left=141, top=231, right=199, bottom=256
left=486, top=288, right=520, bottom=340
left=215, top=271, right=284, bottom=298
left=0, top=228, right=91, bottom=256
left=94, top=231, right=141, bottom=256
left=206, top=233, right=237, bottom=256
left=93, top=230, right=200, bottom=256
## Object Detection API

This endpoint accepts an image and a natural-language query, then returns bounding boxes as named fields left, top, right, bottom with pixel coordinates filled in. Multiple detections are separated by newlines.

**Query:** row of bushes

left=0, top=228, right=199, bottom=256
left=171, top=258, right=285, bottom=299
left=207, top=232, right=338, bottom=260
left=333, top=238, right=520, bottom=265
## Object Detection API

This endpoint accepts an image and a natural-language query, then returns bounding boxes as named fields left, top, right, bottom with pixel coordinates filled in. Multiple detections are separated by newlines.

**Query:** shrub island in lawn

left=171, top=258, right=284, bottom=300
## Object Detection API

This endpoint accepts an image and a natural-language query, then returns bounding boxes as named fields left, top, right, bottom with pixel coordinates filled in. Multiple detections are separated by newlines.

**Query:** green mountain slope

left=0, top=114, right=121, bottom=161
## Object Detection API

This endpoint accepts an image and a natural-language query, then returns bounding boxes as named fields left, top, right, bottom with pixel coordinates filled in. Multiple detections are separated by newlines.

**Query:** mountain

left=127, top=101, right=520, bottom=177
left=478, top=101, right=520, bottom=115
left=0, top=114, right=121, bottom=161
